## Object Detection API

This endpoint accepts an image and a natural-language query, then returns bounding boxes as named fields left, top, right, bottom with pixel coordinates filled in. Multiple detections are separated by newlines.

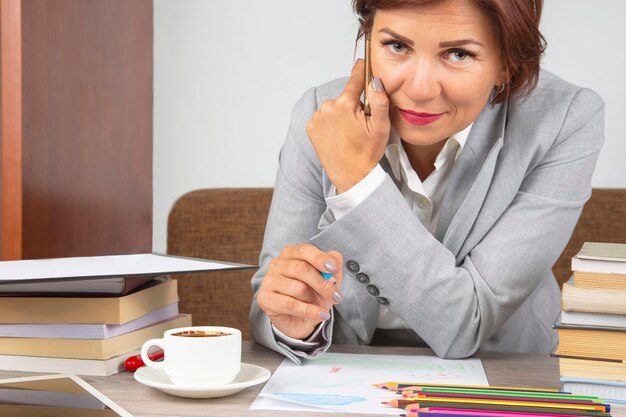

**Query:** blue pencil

left=320, top=271, right=336, bottom=285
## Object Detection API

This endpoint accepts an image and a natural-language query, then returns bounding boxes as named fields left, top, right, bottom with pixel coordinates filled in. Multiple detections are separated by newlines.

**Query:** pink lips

left=398, top=108, right=445, bottom=125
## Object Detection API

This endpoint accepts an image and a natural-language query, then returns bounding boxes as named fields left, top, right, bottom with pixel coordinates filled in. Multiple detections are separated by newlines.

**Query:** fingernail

left=372, top=77, right=383, bottom=92
left=323, top=259, right=337, bottom=273
left=332, top=291, right=343, bottom=303
left=318, top=310, right=331, bottom=321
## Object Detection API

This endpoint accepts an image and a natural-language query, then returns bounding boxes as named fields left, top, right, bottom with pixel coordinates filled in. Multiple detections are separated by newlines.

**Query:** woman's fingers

left=270, top=244, right=343, bottom=303
left=257, top=244, right=344, bottom=338
left=367, top=77, right=391, bottom=139
left=341, top=59, right=366, bottom=104
left=270, top=258, right=338, bottom=298
left=305, top=60, right=391, bottom=194
left=326, top=250, right=344, bottom=287
left=262, top=291, right=332, bottom=323
left=281, top=243, right=341, bottom=276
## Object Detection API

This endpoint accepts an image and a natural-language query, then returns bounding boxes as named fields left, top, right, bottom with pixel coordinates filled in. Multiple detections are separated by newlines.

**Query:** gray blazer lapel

left=435, top=101, right=508, bottom=256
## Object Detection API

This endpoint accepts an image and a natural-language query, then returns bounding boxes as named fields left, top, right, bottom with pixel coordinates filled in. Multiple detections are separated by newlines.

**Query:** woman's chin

left=392, top=127, right=448, bottom=148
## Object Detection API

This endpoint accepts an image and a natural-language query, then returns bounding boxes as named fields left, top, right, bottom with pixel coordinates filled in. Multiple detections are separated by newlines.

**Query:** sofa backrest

left=167, top=187, right=625, bottom=338
left=552, top=188, right=626, bottom=287
left=167, top=188, right=273, bottom=340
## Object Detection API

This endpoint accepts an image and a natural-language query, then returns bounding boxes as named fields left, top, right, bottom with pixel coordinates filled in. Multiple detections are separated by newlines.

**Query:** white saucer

left=134, top=363, right=271, bottom=399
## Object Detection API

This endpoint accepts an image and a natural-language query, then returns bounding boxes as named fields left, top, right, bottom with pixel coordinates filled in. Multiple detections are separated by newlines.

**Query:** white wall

left=153, top=0, right=626, bottom=254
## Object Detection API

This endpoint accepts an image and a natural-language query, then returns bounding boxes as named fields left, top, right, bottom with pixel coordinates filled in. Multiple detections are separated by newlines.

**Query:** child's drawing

left=251, top=352, right=488, bottom=415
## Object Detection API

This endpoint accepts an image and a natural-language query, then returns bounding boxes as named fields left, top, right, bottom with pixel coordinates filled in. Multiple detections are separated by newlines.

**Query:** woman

left=250, top=0, right=604, bottom=363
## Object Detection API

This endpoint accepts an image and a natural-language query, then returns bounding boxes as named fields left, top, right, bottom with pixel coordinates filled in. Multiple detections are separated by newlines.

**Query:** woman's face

left=370, top=0, right=506, bottom=146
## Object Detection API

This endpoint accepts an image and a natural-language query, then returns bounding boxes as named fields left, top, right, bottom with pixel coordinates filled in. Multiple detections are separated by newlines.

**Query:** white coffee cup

left=141, top=326, right=241, bottom=387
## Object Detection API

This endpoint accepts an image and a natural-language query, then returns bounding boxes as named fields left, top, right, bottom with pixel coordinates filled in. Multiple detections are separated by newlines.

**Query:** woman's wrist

left=333, top=165, right=379, bottom=195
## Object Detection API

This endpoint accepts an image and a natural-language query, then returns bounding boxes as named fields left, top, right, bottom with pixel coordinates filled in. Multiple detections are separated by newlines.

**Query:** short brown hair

left=352, top=0, right=546, bottom=104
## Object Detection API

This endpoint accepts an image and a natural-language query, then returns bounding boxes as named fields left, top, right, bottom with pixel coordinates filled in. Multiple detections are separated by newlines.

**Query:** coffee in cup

left=172, top=330, right=231, bottom=337
left=141, top=326, right=241, bottom=387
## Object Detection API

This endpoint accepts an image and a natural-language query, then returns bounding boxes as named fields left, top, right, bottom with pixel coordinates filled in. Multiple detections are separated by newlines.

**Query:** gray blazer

left=249, top=69, right=604, bottom=363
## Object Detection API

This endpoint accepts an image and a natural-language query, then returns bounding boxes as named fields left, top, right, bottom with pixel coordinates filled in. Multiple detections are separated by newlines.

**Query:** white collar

left=385, top=123, right=473, bottom=182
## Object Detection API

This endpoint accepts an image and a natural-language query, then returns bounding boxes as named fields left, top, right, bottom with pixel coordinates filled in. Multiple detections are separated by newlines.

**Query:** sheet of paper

left=0, top=253, right=252, bottom=283
left=251, top=352, right=488, bottom=415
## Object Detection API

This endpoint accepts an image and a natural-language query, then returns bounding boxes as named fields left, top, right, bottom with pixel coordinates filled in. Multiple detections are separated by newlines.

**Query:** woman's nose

left=402, top=60, right=441, bottom=102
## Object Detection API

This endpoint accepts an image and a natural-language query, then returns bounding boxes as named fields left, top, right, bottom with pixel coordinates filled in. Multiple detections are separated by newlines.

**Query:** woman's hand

left=306, top=59, right=390, bottom=194
left=256, top=244, right=344, bottom=340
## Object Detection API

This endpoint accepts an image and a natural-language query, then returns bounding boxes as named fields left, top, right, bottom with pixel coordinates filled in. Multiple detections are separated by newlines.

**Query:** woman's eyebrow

left=439, top=39, right=484, bottom=48
left=378, top=28, right=414, bottom=46
left=378, top=28, right=484, bottom=49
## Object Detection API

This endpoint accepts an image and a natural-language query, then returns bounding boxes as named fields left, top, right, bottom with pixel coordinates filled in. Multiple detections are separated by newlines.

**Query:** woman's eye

left=385, top=41, right=407, bottom=54
left=447, top=49, right=474, bottom=62
left=391, top=42, right=406, bottom=53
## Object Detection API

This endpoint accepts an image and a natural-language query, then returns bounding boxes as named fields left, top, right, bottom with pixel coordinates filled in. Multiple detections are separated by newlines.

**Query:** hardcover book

left=560, top=310, right=626, bottom=329
left=0, top=303, right=179, bottom=339
left=0, top=277, right=178, bottom=324
left=561, top=377, right=626, bottom=404
left=572, top=242, right=626, bottom=275
left=0, top=275, right=154, bottom=296
left=553, top=318, right=626, bottom=361
left=0, top=349, right=140, bottom=377
left=574, top=271, right=626, bottom=291
left=561, top=281, right=626, bottom=315
left=555, top=354, right=626, bottom=383
left=0, top=314, right=191, bottom=360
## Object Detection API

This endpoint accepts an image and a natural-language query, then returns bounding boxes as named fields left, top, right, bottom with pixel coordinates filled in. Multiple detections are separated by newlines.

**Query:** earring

left=495, top=83, right=506, bottom=95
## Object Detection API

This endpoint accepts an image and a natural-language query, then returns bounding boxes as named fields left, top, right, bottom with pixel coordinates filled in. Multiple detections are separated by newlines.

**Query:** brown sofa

left=167, top=188, right=626, bottom=340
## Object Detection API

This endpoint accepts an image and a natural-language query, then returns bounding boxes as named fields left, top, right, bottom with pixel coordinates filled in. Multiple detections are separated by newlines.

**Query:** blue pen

left=320, top=271, right=336, bottom=285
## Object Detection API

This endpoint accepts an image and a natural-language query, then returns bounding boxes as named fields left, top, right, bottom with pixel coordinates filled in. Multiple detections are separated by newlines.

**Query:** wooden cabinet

left=1, top=0, right=153, bottom=260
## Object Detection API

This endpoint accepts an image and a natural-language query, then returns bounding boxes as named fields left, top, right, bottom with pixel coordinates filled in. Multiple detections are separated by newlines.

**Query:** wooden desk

left=1, top=342, right=624, bottom=417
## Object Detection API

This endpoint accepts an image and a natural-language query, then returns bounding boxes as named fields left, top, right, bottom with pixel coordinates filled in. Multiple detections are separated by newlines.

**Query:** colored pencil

left=401, top=391, right=604, bottom=404
left=373, top=383, right=561, bottom=393
left=399, top=412, right=495, bottom=417
left=400, top=412, right=591, bottom=417
left=399, top=411, right=588, bottom=417
left=319, top=271, right=336, bottom=285
left=401, top=402, right=608, bottom=416
left=401, top=388, right=600, bottom=402
left=414, top=407, right=606, bottom=417
left=404, top=398, right=607, bottom=413
left=385, top=398, right=608, bottom=412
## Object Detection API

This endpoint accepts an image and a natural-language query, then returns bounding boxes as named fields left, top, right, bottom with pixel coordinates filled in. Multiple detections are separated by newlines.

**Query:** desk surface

left=1, top=342, right=624, bottom=417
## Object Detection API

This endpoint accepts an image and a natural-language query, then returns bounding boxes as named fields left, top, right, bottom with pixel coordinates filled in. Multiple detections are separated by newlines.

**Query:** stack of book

left=0, top=253, right=250, bottom=377
left=554, top=241, right=626, bottom=405
left=0, top=275, right=191, bottom=376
